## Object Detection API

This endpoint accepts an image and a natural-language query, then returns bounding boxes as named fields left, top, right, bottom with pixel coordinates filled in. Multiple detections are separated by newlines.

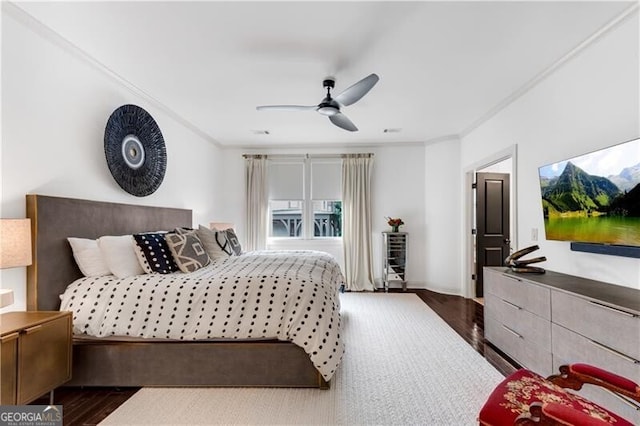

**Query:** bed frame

left=26, top=194, right=328, bottom=388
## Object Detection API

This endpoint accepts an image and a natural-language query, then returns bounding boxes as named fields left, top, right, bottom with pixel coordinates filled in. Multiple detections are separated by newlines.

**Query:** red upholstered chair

left=478, top=364, right=640, bottom=425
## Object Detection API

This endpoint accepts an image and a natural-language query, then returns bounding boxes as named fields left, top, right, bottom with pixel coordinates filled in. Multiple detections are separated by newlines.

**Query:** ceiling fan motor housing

left=319, top=77, right=339, bottom=115
left=323, top=77, right=336, bottom=89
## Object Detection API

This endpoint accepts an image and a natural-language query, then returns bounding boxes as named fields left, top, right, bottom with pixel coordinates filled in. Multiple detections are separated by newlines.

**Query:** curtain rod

left=242, top=153, right=374, bottom=159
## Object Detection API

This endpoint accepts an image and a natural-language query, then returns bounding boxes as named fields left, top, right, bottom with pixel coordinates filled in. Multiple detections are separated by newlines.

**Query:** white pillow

left=196, top=225, right=231, bottom=260
left=67, top=237, right=111, bottom=277
left=98, top=235, right=145, bottom=278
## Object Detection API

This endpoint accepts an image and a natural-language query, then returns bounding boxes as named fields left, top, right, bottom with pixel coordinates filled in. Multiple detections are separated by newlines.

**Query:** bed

left=26, top=194, right=343, bottom=388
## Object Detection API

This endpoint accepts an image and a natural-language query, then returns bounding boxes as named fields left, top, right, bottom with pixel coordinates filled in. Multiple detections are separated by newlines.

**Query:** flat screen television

left=538, top=137, right=640, bottom=255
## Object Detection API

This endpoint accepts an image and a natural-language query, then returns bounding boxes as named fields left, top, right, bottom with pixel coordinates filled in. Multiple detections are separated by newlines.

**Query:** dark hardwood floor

left=30, top=387, right=138, bottom=425
left=410, top=289, right=520, bottom=377
left=31, top=288, right=519, bottom=425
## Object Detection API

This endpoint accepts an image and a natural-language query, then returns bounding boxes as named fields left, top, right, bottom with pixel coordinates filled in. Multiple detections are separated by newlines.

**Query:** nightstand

left=382, top=232, right=408, bottom=292
left=0, top=311, right=72, bottom=404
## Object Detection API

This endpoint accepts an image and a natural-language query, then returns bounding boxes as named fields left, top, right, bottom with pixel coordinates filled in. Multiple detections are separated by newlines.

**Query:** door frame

left=462, top=145, right=518, bottom=299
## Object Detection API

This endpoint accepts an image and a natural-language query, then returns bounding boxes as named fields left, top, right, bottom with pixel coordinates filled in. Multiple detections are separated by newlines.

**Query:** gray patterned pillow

left=166, top=229, right=211, bottom=273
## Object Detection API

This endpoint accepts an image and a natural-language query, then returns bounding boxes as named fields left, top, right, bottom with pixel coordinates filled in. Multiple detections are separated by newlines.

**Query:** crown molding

left=460, top=2, right=639, bottom=138
left=224, top=136, right=458, bottom=151
left=3, top=1, right=222, bottom=148
left=222, top=134, right=460, bottom=150
left=423, top=134, right=460, bottom=146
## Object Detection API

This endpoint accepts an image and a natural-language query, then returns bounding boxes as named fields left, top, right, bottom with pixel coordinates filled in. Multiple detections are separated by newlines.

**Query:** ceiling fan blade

left=256, top=105, right=317, bottom=112
left=334, top=73, right=379, bottom=107
left=329, top=112, right=358, bottom=132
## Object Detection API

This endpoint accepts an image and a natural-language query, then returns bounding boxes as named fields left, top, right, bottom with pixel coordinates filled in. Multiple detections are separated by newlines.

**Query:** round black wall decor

left=104, top=104, right=166, bottom=197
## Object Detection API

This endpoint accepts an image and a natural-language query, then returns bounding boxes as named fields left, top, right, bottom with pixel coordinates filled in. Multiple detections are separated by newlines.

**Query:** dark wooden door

left=475, top=172, right=510, bottom=297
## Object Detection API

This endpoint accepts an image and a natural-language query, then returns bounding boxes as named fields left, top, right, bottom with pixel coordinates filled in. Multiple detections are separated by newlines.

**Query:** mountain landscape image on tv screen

left=538, top=138, right=640, bottom=246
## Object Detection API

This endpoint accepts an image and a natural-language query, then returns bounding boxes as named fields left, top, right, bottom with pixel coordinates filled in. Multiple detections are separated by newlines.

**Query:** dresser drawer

left=552, top=323, right=639, bottom=381
left=552, top=290, right=640, bottom=360
left=552, top=324, right=640, bottom=425
left=485, top=292, right=551, bottom=352
left=485, top=315, right=552, bottom=376
left=484, top=269, right=550, bottom=319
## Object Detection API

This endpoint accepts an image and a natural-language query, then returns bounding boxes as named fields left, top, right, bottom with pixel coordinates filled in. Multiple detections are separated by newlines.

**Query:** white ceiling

left=11, top=1, right=635, bottom=148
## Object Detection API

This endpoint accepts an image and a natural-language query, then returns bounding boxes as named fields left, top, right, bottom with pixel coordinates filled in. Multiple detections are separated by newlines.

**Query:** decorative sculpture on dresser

left=504, top=244, right=546, bottom=273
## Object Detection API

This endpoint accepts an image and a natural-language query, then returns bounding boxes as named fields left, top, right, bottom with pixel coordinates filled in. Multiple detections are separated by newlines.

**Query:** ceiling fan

left=256, top=73, right=379, bottom=132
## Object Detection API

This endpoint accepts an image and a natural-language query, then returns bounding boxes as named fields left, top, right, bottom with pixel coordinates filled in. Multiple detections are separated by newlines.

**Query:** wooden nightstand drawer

left=1, top=332, right=19, bottom=404
left=18, top=315, right=72, bottom=403
left=0, top=311, right=72, bottom=404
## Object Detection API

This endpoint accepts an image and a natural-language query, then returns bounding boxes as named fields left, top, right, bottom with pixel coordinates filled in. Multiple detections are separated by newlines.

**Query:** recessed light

left=383, top=128, right=402, bottom=133
left=251, top=130, right=270, bottom=135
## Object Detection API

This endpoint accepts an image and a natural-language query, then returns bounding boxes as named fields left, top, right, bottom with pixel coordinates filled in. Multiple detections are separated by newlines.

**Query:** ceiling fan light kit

left=317, top=106, right=338, bottom=116
left=256, top=73, right=379, bottom=132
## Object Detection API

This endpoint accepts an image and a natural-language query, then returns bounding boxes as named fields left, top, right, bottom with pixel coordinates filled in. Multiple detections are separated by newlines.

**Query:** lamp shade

left=210, top=222, right=235, bottom=231
left=0, top=219, right=32, bottom=269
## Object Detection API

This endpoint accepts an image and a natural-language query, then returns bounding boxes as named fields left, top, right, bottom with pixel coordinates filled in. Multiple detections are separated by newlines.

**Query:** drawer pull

left=588, top=301, right=638, bottom=318
left=502, top=274, right=522, bottom=282
left=589, top=340, right=639, bottom=365
left=24, top=325, right=43, bottom=335
left=502, top=325, right=523, bottom=339
left=0, top=332, right=19, bottom=343
left=605, top=388, right=640, bottom=411
left=501, top=299, right=522, bottom=310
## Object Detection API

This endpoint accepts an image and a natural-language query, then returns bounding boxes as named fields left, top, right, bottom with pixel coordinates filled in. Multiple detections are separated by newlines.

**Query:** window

left=313, top=200, right=342, bottom=237
left=268, top=157, right=342, bottom=239
left=271, top=200, right=303, bottom=237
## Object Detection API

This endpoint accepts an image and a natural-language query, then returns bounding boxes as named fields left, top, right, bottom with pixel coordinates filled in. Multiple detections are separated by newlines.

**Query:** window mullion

left=304, top=157, right=312, bottom=239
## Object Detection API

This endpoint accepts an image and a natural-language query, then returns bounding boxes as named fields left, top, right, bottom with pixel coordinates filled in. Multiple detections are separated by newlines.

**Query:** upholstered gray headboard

left=26, top=194, right=192, bottom=311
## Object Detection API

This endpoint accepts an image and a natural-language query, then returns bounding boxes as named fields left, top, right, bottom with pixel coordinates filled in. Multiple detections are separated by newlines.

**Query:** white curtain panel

left=342, top=155, right=375, bottom=291
left=245, top=156, right=268, bottom=251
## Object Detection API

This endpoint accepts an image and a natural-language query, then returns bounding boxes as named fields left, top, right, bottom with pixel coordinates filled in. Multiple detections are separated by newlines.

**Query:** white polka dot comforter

left=60, top=250, right=345, bottom=380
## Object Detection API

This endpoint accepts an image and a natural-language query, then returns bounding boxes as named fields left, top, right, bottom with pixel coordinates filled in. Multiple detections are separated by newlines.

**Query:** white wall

left=218, top=144, right=428, bottom=289
left=1, top=9, right=224, bottom=310
left=424, top=138, right=463, bottom=294
left=461, top=12, right=640, bottom=289
left=371, top=145, right=427, bottom=289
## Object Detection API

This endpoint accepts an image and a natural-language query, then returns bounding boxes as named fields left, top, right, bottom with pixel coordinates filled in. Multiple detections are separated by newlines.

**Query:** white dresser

left=484, top=267, right=640, bottom=424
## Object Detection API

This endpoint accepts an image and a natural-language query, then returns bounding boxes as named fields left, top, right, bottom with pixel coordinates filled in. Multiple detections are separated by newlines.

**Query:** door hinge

left=472, top=182, right=477, bottom=189
left=471, top=229, right=477, bottom=235
left=472, top=274, right=477, bottom=280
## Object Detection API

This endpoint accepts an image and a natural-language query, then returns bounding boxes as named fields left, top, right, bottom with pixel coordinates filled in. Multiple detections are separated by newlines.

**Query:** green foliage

left=330, top=201, right=342, bottom=237
left=609, top=183, right=640, bottom=217
left=542, top=162, right=620, bottom=214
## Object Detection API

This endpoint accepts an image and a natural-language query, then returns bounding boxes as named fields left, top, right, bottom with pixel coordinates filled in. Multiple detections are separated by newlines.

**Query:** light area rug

left=100, top=293, right=504, bottom=425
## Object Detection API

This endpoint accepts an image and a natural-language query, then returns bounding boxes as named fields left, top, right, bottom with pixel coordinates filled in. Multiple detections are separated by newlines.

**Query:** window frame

left=268, top=157, right=342, bottom=241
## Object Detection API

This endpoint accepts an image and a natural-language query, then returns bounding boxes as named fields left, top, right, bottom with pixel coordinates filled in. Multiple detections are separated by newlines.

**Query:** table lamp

left=0, top=288, right=13, bottom=308
left=0, top=219, right=33, bottom=308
